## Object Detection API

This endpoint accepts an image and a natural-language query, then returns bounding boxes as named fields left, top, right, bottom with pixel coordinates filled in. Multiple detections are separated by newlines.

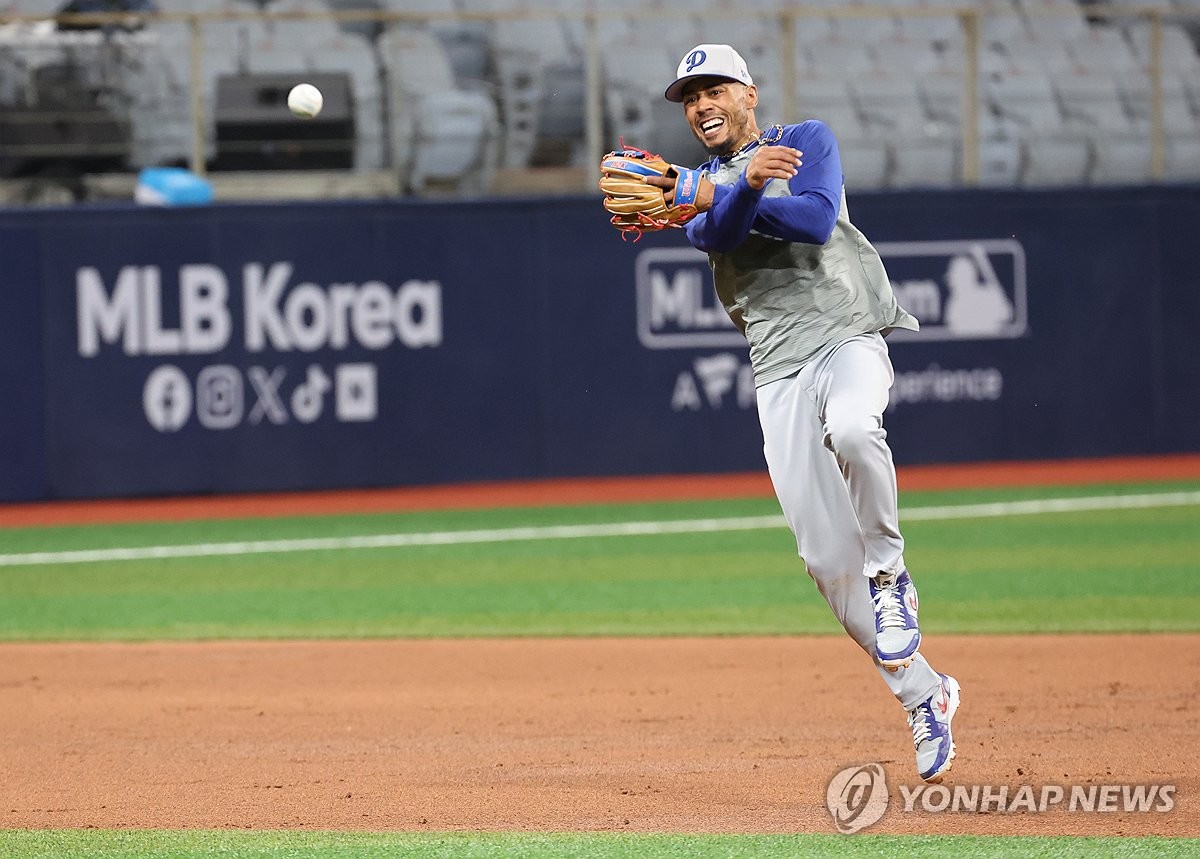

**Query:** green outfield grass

left=1, top=829, right=1194, bottom=858
left=0, top=480, right=1197, bottom=641
left=0, top=831, right=1197, bottom=859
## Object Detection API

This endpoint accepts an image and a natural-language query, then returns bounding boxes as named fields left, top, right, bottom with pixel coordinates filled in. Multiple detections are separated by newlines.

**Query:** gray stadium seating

left=1020, top=135, right=1090, bottom=186
left=1, top=0, right=1197, bottom=191
left=872, top=39, right=948, bottom=77
left=6, top=0, right=65, bottom=14
left=977, top=136, right=1023, bottom=186
left=889, top=0, right=964, bottom=46
left=795, top=75, right=890, bottom=190
left=489, top=14, right=586, bottom=166
left=1164, top=135, right=1200, bottom=180
left=380, top=24, right=499, bottom=192
left=1016, top=0, right=1091, bottom=41
left=852, top=72, right=959, bottom=188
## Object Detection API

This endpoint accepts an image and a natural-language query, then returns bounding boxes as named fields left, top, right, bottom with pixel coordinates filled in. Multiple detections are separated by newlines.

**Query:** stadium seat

left=889, top=0, right=965, bottom=46
left=1020, top=134, right=1091, bottom=186
left=1126, top=20, right=1200, bottom=73
left=986, top=64, right=1068, bottom=131
left=977, top=135, right=1023, bottom=186
left=829, top=1, right=900, bottom=45
left=534, top=60, right=589, bottom=165
left=1047, top=64, right=1170, bottom=186
left=788, top=10, right=835, bottom=47
left=1089, top=135, right=1154, bottom=185
left=1055, top=69, right=1144, bottom=134
left=696, top=8, right=779, bottom=53
left=1015, top=0, right=1090, bottom=41
left=8, top=0, right=70, bottom=14
left=1063, top=25, right=1144, bottom=74
left=380, top=25, right=500, bottom=192
left=117, top=31, right=194, bottom=168
left=139, top=19, right=240, bottom=164
left=1164, top=134, right=1200, bottom=180
left=1185, top=72, right=1200, bottom=114
left=405, top=89, right=500, bottom=190
left=872, top=39, right=947, bottom=77
left=171, top=0, right=249, bottom=11
left=788, top=77, right=889, bottom=189
left=979, top=0, right=1031, bottom=46
left=11, top=0, right=1192, bottom=193
left=1000, top=36, right=1075, bottom=72
left=796, top=75, right=863, bottom=127
left=979, top=61, right=1073, bottom=188
left=978, top=42, right=1018, bottom=76
left=839, top=135, right=890, bottom=191
left=383, top=0, right=492, bottom=85
left=600, top=42, right=681, bottom=158
left=1100, top=0, right=1175, bottom=30
left=315, top=35, right=387, bottom=170
left=382, top=25, right=459, bottom=91
left=889, top=136, right=959, bottom=188
left=1118, top=70, right=1199, bottom=134
left=918, top=70, right=965, bottom=128
left=491, top=12, right=574, bottom=65
left=803, top=40, right=878, bottom=77
left=852, top=73, right=934, bottom=138
left=489, top=16, right=585, bottom=166
left=255, top=2, right=344, bottom=47
left=850, top=71, right=959, bottom=188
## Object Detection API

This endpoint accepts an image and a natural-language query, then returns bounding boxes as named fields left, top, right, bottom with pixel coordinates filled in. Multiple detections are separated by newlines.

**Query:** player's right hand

left=745, top=146, right=802, bottom=190
left=644, top=173, right=716, bottom=212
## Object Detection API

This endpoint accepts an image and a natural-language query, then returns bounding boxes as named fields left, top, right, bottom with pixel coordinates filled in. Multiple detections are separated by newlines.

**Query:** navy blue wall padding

left=1, top=186, right=1197, bottom=501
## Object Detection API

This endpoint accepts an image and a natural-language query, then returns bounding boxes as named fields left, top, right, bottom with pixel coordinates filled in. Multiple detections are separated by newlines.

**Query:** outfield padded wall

left=1, top=186, right=1197, bottom=502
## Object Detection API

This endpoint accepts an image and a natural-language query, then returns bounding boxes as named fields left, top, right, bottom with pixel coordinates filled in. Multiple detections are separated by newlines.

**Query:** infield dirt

left=2, top=634, right=1197, bottom=836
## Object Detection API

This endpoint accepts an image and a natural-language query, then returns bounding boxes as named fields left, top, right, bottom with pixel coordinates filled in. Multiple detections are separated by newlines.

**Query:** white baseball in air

left=287, top=83, right=323, bottom=119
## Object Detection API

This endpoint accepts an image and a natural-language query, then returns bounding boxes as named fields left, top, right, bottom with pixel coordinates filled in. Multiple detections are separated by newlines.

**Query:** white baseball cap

left=664, top=44, right=754, bottom=103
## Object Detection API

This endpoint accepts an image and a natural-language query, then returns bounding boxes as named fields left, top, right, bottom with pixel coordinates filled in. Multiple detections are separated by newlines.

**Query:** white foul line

left=0, top=490, right=1197, bottom=569
left=899, top=490, right=1200, bottom=521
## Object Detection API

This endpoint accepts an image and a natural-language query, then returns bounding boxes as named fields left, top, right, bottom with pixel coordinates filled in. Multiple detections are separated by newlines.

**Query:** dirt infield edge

left=3, top=452, right=1199, bottom=528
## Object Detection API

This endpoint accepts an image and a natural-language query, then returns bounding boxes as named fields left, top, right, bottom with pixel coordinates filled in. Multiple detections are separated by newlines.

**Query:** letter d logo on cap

left=685, top=49, right=706, bottom=72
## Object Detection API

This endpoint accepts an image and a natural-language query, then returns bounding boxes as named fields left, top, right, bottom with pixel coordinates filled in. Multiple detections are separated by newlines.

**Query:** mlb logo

left=635, top=247, right=742, bottom=349
left=635, top=240, right=1028, bottom=349
left=879, top=239, right=1028, bottom=341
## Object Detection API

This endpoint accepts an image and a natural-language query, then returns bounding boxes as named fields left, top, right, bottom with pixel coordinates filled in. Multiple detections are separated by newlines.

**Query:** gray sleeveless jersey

left=706, top=154, right=918, bottom=387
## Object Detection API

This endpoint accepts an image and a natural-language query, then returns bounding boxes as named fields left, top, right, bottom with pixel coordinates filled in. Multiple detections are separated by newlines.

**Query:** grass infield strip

left=0, top=482, right=1197, bottom=639
left=0, top=831, right=1196, bottom=859
left=1, top=489, right=1198, bottom=569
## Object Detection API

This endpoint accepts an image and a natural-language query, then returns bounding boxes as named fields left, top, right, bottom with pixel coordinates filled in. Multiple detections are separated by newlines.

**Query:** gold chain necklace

left=725, top=124, right=785, bottom=160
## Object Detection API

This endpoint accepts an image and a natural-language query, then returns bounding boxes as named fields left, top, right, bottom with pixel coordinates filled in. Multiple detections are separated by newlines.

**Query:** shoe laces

left=872, top=578, right=907, bottom=630
left=908, top=704, right=932, bottom=749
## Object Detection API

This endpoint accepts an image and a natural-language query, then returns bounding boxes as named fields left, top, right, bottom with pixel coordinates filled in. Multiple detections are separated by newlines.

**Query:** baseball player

left=648, top=44, right=961, bottom=783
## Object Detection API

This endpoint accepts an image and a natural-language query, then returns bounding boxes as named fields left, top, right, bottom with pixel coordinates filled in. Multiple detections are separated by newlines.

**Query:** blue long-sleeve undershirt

left=685, top=120, right=844, bottom=254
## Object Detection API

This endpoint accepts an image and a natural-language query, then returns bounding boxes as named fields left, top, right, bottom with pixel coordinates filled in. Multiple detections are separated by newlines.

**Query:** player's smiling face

left=681, top=77, right=759, bottom=156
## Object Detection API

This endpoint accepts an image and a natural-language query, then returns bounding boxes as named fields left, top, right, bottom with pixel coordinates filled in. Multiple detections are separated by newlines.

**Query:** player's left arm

left=749, top=121, right=842, bottom=245
left=684, top=122, right=841, bottom=251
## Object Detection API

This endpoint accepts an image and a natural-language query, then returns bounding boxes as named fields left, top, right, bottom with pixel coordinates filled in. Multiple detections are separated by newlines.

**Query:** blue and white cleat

left=908, top=673, right=960, bottom=784
left=870, top=568, right=921, bottom=670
